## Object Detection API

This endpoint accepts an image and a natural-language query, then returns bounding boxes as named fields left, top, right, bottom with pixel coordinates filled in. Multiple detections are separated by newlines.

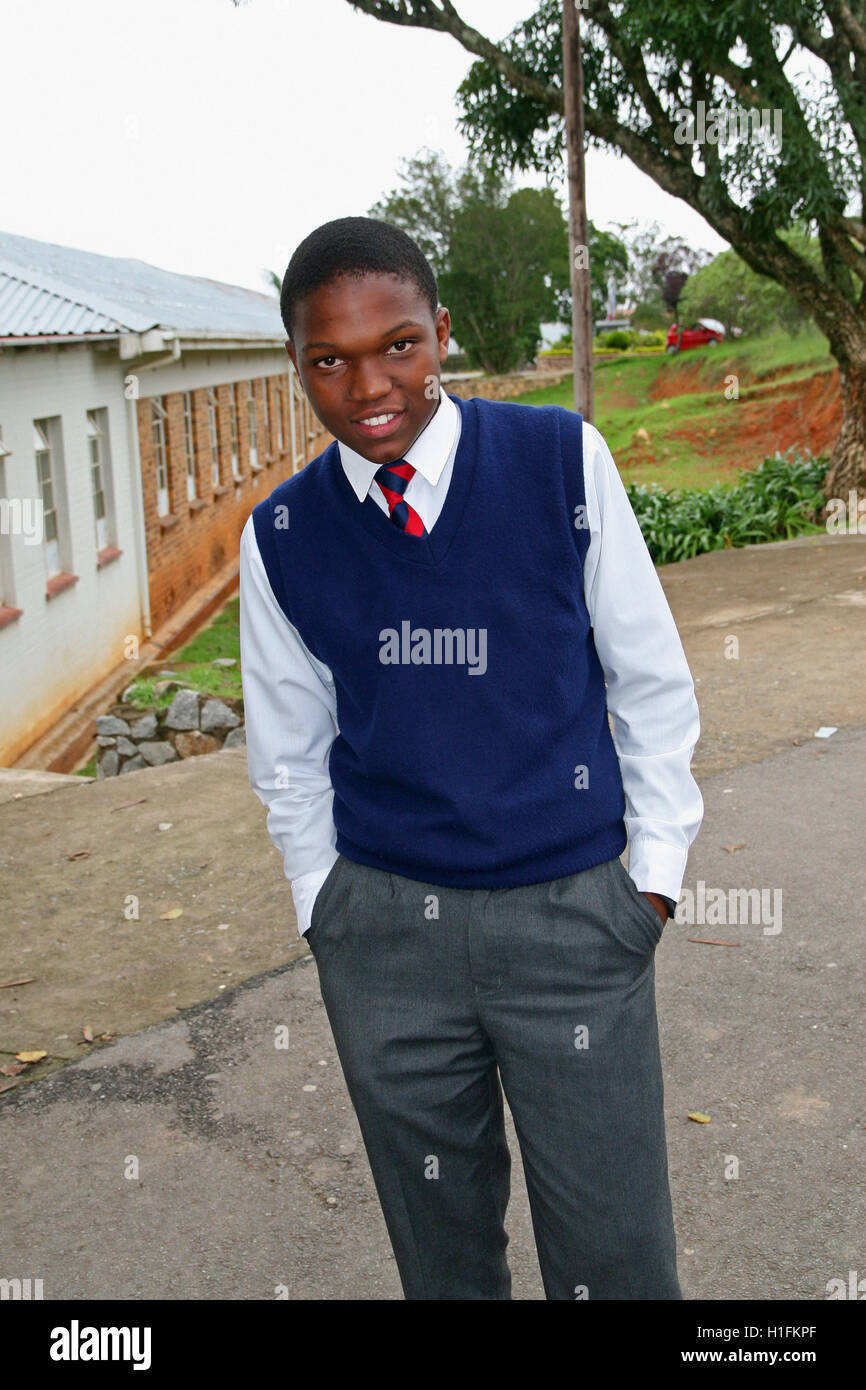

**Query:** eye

left=387, top=338, right=416, bottom=354
left=312, top=354, right=342, bottom=368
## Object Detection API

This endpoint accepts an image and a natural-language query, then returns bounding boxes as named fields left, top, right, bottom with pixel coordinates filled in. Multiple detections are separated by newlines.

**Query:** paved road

left=1, top=726, right=863, bottom=1299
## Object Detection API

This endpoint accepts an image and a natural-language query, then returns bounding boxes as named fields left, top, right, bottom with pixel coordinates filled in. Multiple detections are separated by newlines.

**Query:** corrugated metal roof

left=0, top=230, right=285, bottom=340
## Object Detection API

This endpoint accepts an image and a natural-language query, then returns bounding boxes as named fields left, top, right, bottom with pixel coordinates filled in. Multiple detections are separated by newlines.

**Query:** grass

left=509, top=327, right=835, bottom=490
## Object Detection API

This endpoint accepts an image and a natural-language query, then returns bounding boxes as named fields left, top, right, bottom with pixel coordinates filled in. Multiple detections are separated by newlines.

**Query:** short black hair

left=280, top=216, right=438, bottom=340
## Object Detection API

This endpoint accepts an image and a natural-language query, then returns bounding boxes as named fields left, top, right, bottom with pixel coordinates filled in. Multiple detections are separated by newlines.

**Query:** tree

left=372, top=153, right=571, bottom=373
left=680, top=236, right=820, bottom=336
left=651, top=241, right=711, bottom=319
left=344, top=0, right=866, bottom=499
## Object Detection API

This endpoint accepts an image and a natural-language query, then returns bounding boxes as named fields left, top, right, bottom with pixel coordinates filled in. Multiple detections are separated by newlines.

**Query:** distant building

left=0, top=231, right=330, bottom=764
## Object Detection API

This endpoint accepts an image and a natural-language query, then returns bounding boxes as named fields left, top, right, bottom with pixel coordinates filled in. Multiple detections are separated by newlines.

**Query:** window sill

left=96, top=546, right=122, bottom=569
left=0, top=604, right=23, bottom=629
left=188, top=498, right=208, bottom=513
left=158, top=513, right=179, bottom=530
left=213, top=484, right=229, bottom=497
left=46, top=572, right=79, bottom=600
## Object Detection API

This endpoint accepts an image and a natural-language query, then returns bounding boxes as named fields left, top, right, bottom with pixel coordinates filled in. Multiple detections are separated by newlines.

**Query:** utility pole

left=562, top=0, right=594, bottom=421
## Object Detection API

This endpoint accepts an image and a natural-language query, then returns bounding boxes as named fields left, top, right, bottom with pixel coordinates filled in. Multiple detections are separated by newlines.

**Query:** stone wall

left=444, top=367, right=573, bottom=402
left=95, top=684, right=245, bottom=777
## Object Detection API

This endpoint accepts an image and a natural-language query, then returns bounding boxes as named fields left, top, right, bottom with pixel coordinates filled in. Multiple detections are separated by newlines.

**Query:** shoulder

left=251, top=439, right=337, bottom=528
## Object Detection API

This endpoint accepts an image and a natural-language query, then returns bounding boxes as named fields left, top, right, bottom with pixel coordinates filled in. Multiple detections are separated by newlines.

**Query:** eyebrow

left=303, top=320, right=424, bottom=353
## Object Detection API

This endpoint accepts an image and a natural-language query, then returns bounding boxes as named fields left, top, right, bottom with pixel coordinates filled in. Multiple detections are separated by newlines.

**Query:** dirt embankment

left=648, top=361, right=842, bottom=474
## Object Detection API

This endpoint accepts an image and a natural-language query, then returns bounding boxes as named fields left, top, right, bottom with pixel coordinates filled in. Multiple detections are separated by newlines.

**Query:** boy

left=238, top=216, right=703, bottom=1300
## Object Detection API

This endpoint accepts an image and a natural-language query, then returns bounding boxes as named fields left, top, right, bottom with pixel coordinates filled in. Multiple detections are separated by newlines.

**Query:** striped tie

left=373, top=460, right=426, bottom=537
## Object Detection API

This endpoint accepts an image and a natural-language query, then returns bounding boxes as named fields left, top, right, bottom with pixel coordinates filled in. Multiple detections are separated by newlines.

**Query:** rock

left=116, top=737, right=138, bottom=757
left=128, top=713, right=158, bottom=740
left=138, top=741, right=179, bottom=766
left=119, top=755, right=147, bottom=774
left=95, top=715, right=130, bottom=736
left=100, top=749, right=119, bottom=777
left=154, top=679, right=197, bottom=697
left=211, top=657, right=237, bottom=668
left=164, top=689, right=200, bottom=730
left=96, top=735, right=117, bottom=748
left=119, top=685, right=139, bottom=703
left=223, top=726, right=246, bottom=748
left=174, top=730, right=221, bottom=759
left=200, top=698, right=240, bottom=732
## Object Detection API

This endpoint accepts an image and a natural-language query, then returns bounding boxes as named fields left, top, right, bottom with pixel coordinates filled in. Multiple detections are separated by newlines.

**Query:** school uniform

left=238, top=389, right=703, bottom=1300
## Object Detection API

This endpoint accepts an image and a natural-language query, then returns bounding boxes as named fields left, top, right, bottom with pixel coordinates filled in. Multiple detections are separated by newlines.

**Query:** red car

left=666, top=317, right=725, bottom=353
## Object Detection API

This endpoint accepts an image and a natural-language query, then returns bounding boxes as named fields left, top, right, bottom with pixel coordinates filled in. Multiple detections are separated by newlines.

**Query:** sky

left=1, top=0, right=728, bottom=294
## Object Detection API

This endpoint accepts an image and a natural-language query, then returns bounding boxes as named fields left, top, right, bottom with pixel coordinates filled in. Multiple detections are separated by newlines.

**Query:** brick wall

left=137, top=374, right=331, bottom=632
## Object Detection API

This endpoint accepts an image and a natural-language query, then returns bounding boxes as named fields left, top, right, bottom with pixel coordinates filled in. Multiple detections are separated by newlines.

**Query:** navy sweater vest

left=252, top=392, right=627, bottom=888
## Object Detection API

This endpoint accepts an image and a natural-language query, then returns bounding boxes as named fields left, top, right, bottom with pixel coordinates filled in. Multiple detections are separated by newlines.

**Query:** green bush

left=598, top=329, right=633, bottom=350
left=626, top=450, right=828, bottom=565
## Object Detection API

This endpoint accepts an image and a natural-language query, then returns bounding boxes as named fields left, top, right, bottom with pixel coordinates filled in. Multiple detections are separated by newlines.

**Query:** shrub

left=626, top=450, right=828, bottom=565
left=598, top=329, right=633, bottom=350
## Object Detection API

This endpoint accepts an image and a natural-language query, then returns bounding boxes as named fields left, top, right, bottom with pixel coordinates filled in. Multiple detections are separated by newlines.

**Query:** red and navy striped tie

left=373, top=460, right=426, bottom=538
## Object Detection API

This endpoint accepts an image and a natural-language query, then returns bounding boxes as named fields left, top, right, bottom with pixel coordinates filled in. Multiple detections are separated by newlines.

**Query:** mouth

left=352, top=407, right=406, bottom=439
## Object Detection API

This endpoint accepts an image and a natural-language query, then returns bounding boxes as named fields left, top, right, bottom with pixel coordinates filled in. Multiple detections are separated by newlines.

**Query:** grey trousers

left=304, top=850, right=681, bottom=1301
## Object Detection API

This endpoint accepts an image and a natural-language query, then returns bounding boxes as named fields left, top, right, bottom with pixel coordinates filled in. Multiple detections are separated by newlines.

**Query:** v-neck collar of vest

left=329, top=393, right=478, bottom=567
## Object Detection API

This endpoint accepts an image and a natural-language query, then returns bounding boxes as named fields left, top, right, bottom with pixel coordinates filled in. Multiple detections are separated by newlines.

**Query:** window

left=247, top=383, right=258, bottom=467
left=229, top=387, right=240, bottom=479
left=35, top=419, right=61, bottom=576
left=182, top=391, right=197, bottom=500
left=207, top=387, right=220, bottom=485
left=276, top=378, right=285, bottom=452
left=0, top=429, right=17, bottom=611
left=86, top=411, right=108, bottom=548
left=262, top=380, right=271, bottom=455
left=151, top=397, right=170, bottom=516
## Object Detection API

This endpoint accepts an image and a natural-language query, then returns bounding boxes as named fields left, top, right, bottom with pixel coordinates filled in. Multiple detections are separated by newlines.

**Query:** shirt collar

left=337, top=390, right=459, bottom=502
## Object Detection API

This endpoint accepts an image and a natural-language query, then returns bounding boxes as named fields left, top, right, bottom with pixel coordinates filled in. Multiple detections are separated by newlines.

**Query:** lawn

left=509, top=328, right=836, bottom=490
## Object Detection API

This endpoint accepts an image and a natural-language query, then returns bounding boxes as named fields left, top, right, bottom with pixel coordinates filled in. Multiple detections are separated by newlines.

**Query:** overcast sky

left=2, top=0, right=728, bottom=293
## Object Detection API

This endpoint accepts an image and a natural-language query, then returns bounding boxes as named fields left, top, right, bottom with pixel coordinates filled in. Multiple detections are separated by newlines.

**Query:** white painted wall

left=0, top=342, right=144, bottom=762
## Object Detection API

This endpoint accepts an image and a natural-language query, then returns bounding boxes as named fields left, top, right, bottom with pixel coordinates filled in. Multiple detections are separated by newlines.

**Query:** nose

left=347, top=356, right=394, bottom=403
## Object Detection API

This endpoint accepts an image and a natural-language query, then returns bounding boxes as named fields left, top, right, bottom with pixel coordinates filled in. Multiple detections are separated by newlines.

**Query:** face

left=286, top=272, right=450, bottom=465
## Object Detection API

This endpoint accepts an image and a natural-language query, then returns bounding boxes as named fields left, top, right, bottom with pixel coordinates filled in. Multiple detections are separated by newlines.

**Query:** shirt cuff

left=291, top=859, right=338, bottom=937
left=626, top=835, right=689, bottom=906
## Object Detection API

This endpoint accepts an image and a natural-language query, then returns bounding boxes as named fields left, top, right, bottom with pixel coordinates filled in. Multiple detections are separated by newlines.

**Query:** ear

left=436, top=306, right=450, bottom=362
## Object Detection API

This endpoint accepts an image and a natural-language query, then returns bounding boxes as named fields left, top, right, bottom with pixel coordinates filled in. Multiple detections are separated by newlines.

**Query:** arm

left=581, top=422, right=704, bottom=921
left=238, top=515, right=339, bottom=936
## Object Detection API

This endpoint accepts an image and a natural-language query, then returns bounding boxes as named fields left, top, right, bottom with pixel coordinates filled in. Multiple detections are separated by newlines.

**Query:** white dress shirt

left=239, top=389, right=703, bottom=936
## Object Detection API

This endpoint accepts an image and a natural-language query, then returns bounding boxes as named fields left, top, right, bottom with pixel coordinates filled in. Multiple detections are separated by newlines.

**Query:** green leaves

left=626, top=449, right=828, bottom=564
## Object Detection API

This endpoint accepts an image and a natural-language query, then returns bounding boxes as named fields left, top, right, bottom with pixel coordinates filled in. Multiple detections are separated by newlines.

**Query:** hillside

left=514, top=330, right=839, bottom=490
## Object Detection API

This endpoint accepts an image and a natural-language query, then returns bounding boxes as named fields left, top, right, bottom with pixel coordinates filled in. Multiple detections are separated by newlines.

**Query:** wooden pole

left=562, top=0, right=594, bottom=420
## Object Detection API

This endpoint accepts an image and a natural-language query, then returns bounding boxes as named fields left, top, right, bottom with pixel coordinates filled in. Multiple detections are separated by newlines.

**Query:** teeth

left=361, top=412, right=397, bottom=426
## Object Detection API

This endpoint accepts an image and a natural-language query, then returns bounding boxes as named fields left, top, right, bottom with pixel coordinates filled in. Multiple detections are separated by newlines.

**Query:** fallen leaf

left=721, top=843, right=745, bottom=854
left=15, top=1050, right=47, bottom=1063
left=687, top=937, right=740, bottom=947
left=66, top=849, right=91, bottom=861
left=159, top=907, right=183, bottom=920
left=0, top=1061, right=27, bottom=1076
left=82, top=1026, right=94, bottom=1043
left=688, top=1112, right=711, bottom=1124
left=0, top=976, right=36, bottom=989
left=99, top=1033, right=114, bottom=1041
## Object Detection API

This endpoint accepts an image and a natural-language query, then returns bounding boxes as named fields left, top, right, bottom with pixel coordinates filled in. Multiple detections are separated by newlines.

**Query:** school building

left=0, top=230, right=331, bottom=765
